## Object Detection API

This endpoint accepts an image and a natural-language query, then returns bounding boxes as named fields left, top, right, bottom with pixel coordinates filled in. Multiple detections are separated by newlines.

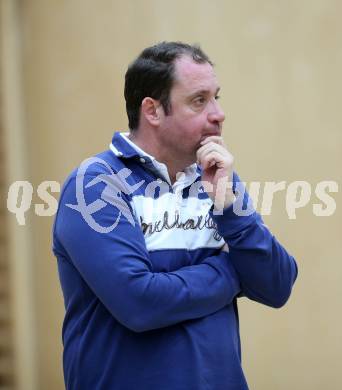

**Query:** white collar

left=119, top=132, right=199, bottom=188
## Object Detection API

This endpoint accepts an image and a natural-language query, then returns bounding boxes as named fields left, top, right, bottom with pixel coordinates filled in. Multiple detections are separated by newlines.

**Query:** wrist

left=212, top=183, right=235, bottom=212
left=223, top=189, right=236, bottom=209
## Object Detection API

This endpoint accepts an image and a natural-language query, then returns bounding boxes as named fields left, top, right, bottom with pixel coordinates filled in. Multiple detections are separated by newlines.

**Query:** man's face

left=159, top=56, right=225, bottom=164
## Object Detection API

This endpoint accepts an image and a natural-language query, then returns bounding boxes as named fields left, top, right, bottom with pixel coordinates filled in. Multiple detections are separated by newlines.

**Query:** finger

left=197, top=141, right=225, bottom=156
left=200, top=149, right=234, bottom=171
left=199, top=151, right=222, bottom=170
left=200, top=135, right=224, bottom=144
left=196, top=143, right=225, bottom=163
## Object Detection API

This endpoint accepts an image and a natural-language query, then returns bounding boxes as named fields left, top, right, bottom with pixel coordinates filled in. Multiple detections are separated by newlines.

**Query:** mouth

left=200, top=131, right=221, bottom=142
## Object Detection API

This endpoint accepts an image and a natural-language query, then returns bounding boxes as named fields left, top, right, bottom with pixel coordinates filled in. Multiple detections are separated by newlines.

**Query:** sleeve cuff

left=210, top=200, right=258, bottom=238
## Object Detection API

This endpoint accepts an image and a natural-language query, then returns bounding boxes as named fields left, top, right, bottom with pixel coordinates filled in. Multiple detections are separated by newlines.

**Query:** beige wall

left=2, top=0, right=342, bottom=389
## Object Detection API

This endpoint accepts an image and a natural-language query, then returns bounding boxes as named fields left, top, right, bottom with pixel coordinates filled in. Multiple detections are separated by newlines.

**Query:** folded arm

left=54, top=169, right=241, bottom=332
left=211, top=173, right=298, bottom=308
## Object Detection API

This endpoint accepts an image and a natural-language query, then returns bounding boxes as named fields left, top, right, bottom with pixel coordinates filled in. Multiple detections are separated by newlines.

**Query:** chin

left=187, top=152, right=197, bottom=165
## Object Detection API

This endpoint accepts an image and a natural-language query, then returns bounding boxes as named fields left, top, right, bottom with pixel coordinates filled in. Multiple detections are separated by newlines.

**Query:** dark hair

left=124, top=41, right=213, bottom=130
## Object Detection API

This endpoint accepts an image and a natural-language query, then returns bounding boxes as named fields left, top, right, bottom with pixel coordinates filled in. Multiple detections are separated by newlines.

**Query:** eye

left=193, top=96, right=206, bottom=106
left=215, top=95, right=220, bottom=100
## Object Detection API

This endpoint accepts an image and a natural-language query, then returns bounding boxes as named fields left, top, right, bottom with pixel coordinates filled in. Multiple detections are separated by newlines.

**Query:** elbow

left=118, top=310, right=159, bottom=333
left=267, top=272, right=298, bottom=309
left=243, top=285, right=294, bottom=309
left=249, top=272, right=298, bottom=309
left=117, top=313, right=148, bottom=333
left=267, top=290, right=292, bottom=309
left=268, top=256, right=299, bottom=309
left=124, top=318, right=153, bottom=333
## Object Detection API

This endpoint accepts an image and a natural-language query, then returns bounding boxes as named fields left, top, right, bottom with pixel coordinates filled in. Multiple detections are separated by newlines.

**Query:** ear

left=141, top=97, right=163, bottom=126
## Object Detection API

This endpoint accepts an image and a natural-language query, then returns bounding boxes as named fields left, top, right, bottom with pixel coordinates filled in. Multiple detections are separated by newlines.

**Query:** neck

left=128, top=130, right=193, bottom=184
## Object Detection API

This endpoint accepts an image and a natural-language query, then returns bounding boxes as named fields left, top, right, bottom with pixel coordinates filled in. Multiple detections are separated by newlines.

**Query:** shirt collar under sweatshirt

left=109, top=131, right=201, bottom=190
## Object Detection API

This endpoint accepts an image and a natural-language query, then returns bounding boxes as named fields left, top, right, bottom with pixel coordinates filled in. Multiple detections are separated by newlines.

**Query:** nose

left=208, top=99, right=225, bottom=125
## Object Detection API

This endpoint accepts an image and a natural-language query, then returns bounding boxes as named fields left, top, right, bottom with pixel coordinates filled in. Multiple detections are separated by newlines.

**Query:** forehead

left=172, top=56, right=219, bottom=94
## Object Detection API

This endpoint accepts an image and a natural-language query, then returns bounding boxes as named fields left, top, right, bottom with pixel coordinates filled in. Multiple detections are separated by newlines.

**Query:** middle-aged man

left=53, top=42, right=298, bottom=390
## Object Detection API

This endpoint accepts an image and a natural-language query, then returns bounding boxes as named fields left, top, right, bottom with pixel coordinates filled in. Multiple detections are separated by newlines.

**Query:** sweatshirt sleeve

left=210, top=173, right=298, bottom=309
left=53, top=170, right=241, bottom=333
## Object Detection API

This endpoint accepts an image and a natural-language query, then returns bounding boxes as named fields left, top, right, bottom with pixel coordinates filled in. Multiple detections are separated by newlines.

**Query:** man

left=53, top=42, right=298, bottom=390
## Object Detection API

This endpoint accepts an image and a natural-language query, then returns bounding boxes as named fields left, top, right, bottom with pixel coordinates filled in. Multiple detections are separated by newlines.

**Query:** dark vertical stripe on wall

left=0, top=3, right=15, bottom=388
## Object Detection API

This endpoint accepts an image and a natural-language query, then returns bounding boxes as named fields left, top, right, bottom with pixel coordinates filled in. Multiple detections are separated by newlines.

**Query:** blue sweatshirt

left=53, top=132, right=298, bottom=390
